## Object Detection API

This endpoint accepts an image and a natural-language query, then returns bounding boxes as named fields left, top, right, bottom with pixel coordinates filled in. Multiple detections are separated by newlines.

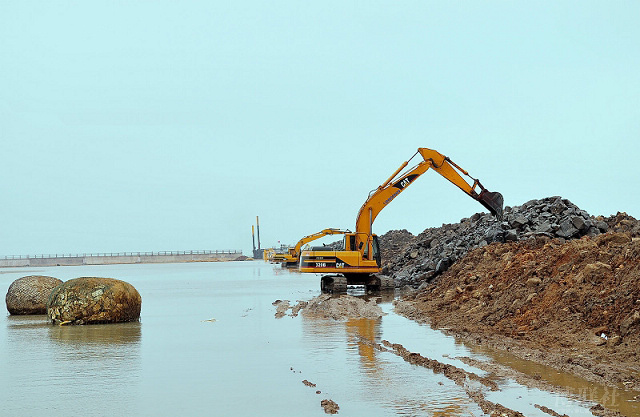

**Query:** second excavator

left=280, top=228, right=350, bottom=267
left=299, top=147, right=503, bottom=292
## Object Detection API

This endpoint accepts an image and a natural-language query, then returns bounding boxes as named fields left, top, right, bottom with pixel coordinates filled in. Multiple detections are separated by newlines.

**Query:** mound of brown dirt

left=398, top=232, right=640, bottom=390
left=381, top=196, right=610, bottom=287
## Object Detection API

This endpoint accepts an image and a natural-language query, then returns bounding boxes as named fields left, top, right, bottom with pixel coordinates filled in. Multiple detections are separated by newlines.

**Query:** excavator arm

left=355, top=148, right=503, bottom=240
left=289, top=228, right=350, bottom=258
left=281, top=228, right=350, bottom=265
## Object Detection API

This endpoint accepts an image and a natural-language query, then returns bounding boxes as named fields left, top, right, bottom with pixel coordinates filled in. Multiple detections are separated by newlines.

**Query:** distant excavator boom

left=281, top=228, right=350, bottom=266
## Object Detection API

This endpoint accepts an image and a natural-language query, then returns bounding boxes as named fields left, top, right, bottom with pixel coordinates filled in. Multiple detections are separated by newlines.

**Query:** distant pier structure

left=0, top=250, right=245, bottom=268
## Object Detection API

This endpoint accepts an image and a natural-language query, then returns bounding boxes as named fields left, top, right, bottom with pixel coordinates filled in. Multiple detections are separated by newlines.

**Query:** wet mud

left=321, top=399, right=340, bottom=414
left=363, top=338, right=541, bottom=417
left=273, top=294, right=385, bottom=320
left=394, top=230, right=640, bottom=416
left=291, top=366, right=336, bottom=413
left=277, top=296, right=579, bottom=416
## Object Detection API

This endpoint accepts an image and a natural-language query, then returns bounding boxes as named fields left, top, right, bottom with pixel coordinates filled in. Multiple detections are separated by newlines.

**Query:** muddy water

left=469, top=344, right=640, bottom=417
left=0, top=262, right=635, bottom=416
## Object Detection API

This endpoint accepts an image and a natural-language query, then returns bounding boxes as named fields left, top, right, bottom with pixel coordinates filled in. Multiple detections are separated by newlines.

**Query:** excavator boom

left=280, top=228, right=350, bottom=266
left=354, top=148, right=502, bottom=240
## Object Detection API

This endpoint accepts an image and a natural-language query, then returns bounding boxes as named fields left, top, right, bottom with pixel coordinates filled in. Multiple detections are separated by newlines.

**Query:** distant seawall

left=0, top=250, right=245, bottom=268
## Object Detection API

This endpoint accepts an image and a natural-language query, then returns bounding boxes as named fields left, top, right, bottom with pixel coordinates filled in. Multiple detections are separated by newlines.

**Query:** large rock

left=47, top=277, right=141, bottom=325
left=6, top=275, right=64, bottom=315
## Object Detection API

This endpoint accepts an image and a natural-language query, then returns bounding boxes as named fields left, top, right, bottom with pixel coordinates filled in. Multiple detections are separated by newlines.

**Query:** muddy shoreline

left=394, top=297, right=640, bottom=393
left=276, top=293, right=636, bottom=416
left=394, top=300, right=636, bottom=417
left=391, top=231, right=640, bottom=396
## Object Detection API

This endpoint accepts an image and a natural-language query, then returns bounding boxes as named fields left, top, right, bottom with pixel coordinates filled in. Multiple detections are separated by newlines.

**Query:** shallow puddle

left=469, top=342, right=640, bottom=416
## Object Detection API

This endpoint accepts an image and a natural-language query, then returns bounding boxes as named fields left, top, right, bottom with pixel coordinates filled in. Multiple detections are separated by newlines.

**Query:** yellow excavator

left=299, top=147, right=503, bottom=292
left=270, top=249, right=287, bottom=263
left=263, top=248, right=276, bottom=262
left=280, top=228, right=350, bottom=267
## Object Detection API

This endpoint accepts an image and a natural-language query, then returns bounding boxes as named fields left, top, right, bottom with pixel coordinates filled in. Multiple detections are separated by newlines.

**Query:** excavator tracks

left=320, top=275, right=348, bottom=293
left=320, top=274, right=394, bottom=293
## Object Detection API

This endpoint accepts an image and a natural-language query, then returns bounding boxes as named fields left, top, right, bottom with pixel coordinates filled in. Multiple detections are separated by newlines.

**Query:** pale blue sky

left=1, top=1, right=638, bottom=256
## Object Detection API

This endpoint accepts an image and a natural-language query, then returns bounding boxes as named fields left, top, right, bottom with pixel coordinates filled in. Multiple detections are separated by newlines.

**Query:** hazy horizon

left=1, top=1, right=638, bottom=257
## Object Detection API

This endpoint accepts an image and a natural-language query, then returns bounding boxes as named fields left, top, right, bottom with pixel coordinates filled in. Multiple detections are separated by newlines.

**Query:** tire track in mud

left=369, top=338, right=628, bottom=417
left=359, top=337, right=570, bottom=417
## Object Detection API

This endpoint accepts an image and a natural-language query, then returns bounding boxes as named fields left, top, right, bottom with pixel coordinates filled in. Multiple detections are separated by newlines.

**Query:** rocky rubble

left=381, top=196, right=610, bottom=287
left=604, top=212, right=640, bottom=236
left=378, top=229, right=416, bottom=265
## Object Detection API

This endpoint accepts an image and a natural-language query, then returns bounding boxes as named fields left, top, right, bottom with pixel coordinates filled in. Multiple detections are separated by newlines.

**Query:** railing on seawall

left=1, top=250, right=242, bottom=260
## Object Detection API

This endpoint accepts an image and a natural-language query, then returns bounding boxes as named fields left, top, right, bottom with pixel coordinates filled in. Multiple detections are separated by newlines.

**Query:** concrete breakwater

left=0, top=250, right=245, bottom=268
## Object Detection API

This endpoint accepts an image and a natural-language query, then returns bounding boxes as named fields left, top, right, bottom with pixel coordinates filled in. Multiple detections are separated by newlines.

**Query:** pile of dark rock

left=381, top=196, right=612, bottom=288
left=378, top=229, right=416, bottom=265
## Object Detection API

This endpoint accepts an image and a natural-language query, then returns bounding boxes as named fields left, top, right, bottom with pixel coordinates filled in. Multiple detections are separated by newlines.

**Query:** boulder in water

left=47, top=277, right=141, bottom=325
left=5, top=275, right=64, bottom=315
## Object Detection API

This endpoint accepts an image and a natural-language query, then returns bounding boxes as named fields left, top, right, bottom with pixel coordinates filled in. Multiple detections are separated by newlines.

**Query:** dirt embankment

left=381, top=196, right=616, bottom=288
left=397, top=229, right=640, bottom=391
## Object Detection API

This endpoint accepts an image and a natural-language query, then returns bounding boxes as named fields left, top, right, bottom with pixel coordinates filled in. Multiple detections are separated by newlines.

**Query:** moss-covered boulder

left=6, top=275, right=64, bottom=315
left=47, top=277, right=141, bottom=325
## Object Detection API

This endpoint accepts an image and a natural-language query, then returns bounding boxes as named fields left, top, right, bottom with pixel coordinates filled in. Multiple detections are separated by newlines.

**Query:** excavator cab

left=363, top=235, right=381, bottom=267
left=374, top=236, right=381, bottom=267
left=344, top=234, right=357, bottom=251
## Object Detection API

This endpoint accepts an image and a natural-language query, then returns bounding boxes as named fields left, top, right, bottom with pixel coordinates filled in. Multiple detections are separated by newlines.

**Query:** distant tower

left=252, top=225, right=256, bottom=254
left=252, top=216, right=264, bottom=259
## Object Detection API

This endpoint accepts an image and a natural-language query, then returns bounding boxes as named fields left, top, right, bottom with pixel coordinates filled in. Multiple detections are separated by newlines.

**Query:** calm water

left=0, top=261, right=632, bottom=417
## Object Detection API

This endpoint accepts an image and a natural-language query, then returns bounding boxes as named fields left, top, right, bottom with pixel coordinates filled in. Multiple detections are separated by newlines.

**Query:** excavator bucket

left=478, top=190, right=504, bottom=220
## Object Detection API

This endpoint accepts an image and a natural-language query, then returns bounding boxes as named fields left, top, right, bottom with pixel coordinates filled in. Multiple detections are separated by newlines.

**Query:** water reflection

left=48, top=321, right=141, bottom=345
left=299, top=294, right=478, bottom=416
left=6, top=314, right=50, bottom=330
left=345, top=317, right=382, bottom=374
left=3, top=315, right=142, bottom=417
left=343, top=312, right=476, bottom=416
left=429, top=402, right=467, bottom=417
left=471, top=344, right=640, bottom=417
left=8, top=315, right=142, bottom=346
